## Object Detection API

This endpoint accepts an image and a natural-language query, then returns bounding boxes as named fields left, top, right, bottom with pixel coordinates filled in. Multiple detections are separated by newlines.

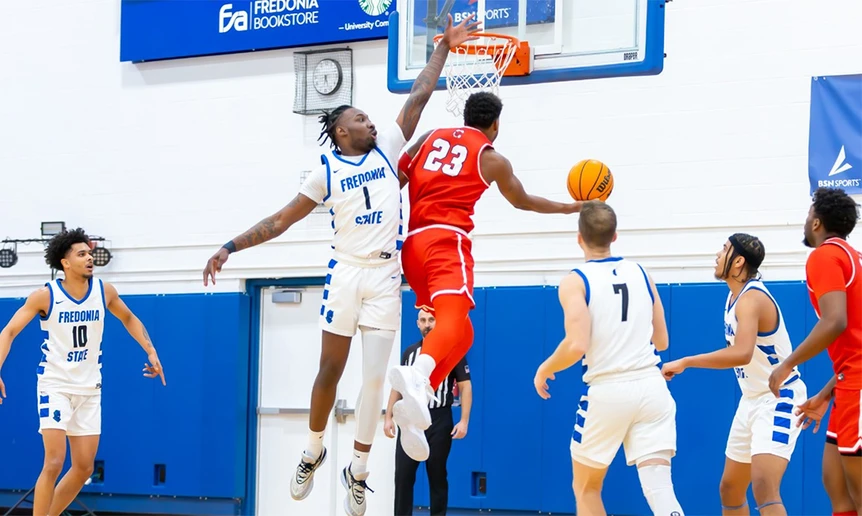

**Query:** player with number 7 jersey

left=388, top=91, right=582, bottom=462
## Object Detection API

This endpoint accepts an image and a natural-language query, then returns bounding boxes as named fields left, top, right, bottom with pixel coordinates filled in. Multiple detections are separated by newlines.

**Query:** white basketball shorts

left=570, top=370, right=677, bottom=468
left=37, top=390, right=101, bottom=436
left=725, top=378, right=807, bottom=463
left=319, top=258, right=402, bottom=337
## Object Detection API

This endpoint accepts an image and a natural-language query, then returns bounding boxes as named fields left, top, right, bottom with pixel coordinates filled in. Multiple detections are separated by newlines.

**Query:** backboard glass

left=387, top=0, right=667, bottom=93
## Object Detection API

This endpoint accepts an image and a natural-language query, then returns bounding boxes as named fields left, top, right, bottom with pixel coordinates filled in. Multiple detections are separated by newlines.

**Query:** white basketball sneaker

left=388, top=365, right=434, bottom=430
left=393, top=400, right=430, bottom=462
left=341, top=465, right=373, bottom=516
left=289, top=447, right=327, bottom=501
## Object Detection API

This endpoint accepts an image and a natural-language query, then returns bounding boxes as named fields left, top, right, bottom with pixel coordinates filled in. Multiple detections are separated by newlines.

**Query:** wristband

left=222, top=241, right=237, bottom=254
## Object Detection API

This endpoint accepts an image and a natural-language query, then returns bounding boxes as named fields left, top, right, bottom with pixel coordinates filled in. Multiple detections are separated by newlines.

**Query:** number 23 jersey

left=404, top=127, right=493, bottom=234
left=38, top=278, right=105, bottom=395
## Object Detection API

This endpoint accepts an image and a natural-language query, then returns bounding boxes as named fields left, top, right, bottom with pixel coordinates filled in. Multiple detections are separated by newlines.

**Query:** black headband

left=728, top=234, right=763, bottom=270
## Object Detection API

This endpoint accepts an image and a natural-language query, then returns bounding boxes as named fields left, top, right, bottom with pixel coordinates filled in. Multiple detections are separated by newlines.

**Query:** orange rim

left=434, top=32, right=520, bottom=56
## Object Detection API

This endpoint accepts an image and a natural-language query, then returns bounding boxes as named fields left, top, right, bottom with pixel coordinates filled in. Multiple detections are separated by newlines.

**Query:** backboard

left=387, top=0, right=667, bottom=93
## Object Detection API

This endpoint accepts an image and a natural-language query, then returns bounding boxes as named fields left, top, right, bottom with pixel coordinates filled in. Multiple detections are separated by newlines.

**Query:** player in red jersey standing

left=768, top=187, right=862, bottom=516
left=388, top=91, right=582, bottom=460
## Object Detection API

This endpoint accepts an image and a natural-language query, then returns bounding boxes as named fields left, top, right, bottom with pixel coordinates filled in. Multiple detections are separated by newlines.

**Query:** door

left=255, top=285, right=403, bottom=516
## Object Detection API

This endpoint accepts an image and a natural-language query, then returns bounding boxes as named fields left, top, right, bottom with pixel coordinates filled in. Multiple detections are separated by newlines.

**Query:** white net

left=437, top=34, right=519, bottom=118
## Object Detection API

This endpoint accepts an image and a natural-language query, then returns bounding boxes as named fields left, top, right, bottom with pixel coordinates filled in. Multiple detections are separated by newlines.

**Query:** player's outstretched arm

left=534, top=273, right=590, bottom=399
left=394, top=14, right=481, bottom=141
left=0, top=287, right=50, bottom=403
left=780, top=292, right=846, bottom=370
left=104, top=282, right=166, bottom=386
left=768, top=290, right=846, bottom=395
left=662, top=291, right=763, bottom=379
left=482, top=151, right=580, bottom=215
left=203, top=193, right=319, bottom=286
left=768, top=249, right=849, bottom=395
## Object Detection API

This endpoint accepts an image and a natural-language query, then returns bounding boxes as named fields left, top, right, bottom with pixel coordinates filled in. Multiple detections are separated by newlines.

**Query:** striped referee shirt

left=402, top=341, right=471, bottom=409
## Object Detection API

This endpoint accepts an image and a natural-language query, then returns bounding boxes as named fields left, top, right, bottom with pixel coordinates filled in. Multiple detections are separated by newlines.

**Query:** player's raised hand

left=144, top=351, right=166, bottom=386
left=203, top=248, right=230, bottom=286
left=440, top=13, right=482, bottom=49
left=534, top=366, right=555, bottom=399
left=794, top=394, right=830, bottom=433
left=0, top=376, right=5, bottom=405
left=661, top=359, right=686, bottom=381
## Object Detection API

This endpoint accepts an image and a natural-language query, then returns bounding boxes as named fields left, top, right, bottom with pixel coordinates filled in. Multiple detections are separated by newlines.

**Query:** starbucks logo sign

left=358, top=0, right=393, bottom=16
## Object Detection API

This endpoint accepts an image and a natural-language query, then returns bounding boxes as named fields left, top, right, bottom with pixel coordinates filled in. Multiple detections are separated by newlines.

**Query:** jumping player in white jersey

left=201, top=14, right=480, bottom=516
left=662, top=234, right=807, bottom=516
left=533, top=201, right=685, bottom=516
left=0, top=228, right=166, bottom=516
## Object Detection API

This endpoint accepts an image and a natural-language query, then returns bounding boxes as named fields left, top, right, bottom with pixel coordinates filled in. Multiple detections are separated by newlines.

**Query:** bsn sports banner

left=808, top=74, right=862, bottom=195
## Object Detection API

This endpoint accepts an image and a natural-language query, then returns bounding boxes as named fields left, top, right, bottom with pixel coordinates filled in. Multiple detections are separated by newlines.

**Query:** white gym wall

left=1, top=0, right=860, bottom=298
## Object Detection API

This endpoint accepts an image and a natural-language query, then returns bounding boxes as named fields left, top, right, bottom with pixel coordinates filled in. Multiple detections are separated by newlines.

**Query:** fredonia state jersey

left=573, top=257, right=661, bottom=385
left=38, top=277, right=105, bottom=395
left=300, top=123, right=406, bottom=266
left=724, top=280, right=800, bottom=397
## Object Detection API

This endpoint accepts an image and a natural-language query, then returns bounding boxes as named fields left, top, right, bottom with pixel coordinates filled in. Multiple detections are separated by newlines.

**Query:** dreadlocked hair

left=45, top=227, right=90, bottom=271
left=812, top=187, right=860, bottom=239
left=317, top=104, right=353, bottom=152
left=723, top=233, right=765, bottom=281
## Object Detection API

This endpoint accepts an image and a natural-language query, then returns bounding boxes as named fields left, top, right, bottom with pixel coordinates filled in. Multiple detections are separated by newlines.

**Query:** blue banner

left=412, top=0, right=554, bottom=36
left=808, top=74, right=862, bottom=195
left=120, top=0, right=395, bottom=62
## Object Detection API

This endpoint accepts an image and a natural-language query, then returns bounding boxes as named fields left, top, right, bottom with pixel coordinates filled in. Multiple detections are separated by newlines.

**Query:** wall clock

left=313, top=58, right=343, bottom=96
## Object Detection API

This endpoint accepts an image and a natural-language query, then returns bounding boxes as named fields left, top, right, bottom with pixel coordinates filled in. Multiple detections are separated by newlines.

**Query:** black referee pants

left=394, top=406, right=454, bottom=516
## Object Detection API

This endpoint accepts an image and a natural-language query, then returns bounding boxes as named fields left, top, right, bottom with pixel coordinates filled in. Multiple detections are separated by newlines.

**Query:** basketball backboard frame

left=387, top=0, right=667, bottom=94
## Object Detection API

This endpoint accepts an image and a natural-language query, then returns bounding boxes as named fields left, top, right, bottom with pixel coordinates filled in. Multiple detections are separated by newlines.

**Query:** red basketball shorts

left=401, top=226, right=475, bottom=311
left=826, top=387, right=862, bottom=456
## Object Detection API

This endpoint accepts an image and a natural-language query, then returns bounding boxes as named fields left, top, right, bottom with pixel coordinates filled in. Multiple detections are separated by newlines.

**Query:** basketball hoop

left=434, top=32, right=523, bottom=118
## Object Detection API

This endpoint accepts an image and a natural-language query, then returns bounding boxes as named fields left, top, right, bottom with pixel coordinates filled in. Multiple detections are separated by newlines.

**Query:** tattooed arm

left=395, top=13, right=481, bottom=140
left=203, top=192, right=318, bottom=285
left=230, top=193, right=318, bottom=252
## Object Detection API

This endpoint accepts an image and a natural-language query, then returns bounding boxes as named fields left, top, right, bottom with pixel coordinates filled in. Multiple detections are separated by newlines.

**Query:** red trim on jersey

left=476, top=143, right=492, bottom=187
left=398, top=152, right=412, bottom=178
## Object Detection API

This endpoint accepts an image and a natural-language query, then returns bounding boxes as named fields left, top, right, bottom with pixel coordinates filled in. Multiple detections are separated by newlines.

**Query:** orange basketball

left=567, top=159, right=614, bottom=202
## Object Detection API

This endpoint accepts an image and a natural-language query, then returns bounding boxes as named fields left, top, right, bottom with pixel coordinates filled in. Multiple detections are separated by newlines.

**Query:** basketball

left=567, top=159, right=614, bottom=202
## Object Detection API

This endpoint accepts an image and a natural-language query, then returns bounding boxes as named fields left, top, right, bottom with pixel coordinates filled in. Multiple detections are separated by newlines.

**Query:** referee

left=385, top=309, right=473, bottom=516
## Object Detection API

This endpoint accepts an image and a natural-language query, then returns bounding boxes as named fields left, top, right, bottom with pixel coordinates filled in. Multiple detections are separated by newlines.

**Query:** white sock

left=350, top=449, right=370, bottom=476
left=637, top=464, right=684, bottom=516
left=413, top=353, right=436, bottom=379
left=304, top=430, right=325, bottom=461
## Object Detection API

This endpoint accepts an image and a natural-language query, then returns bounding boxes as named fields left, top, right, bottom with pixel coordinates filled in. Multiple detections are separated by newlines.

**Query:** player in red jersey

left=388, top=91, right=582, bottom=461
left=768, top=187, right=862, bottom=516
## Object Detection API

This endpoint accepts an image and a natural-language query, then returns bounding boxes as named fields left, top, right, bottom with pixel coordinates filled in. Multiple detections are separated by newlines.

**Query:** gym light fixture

left=40, top=221, right=66, bottom=238
left=91, top=244, right=112, bottom=267
left=0, top=229, right=112, bottom=271
left=0, top=245, right=17, bottom=268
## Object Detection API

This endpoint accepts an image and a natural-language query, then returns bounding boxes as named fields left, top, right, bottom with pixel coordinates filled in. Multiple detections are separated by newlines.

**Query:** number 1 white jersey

left=38, top=277, right=106, bottom=396
left=573, top=257, right=661, bottom=385
left=300, top=123, right=406, bottom=267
